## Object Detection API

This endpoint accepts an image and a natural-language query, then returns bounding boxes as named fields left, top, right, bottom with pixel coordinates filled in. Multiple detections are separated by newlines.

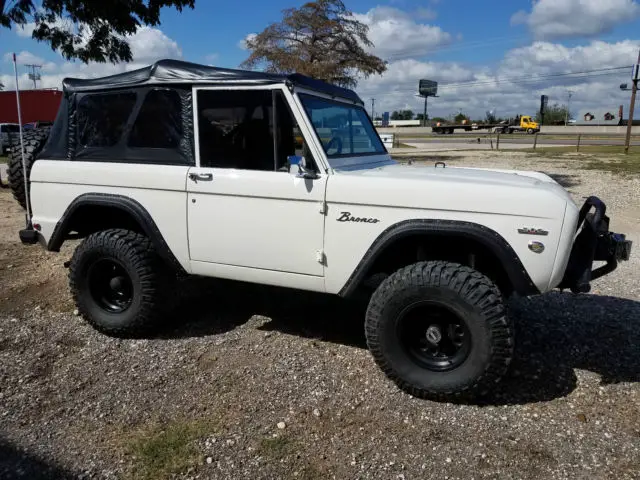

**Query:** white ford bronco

left=10, top=60, right=632, bottom=401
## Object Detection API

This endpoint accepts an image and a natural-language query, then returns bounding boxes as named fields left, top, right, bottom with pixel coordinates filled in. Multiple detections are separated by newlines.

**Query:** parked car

left=0, top=123, right=20, bottom=154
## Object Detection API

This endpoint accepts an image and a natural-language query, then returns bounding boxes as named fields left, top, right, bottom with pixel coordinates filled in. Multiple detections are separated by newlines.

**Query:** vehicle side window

left=77, top=92, right=137, bottom=147
left=197, top=90, right=314, bottom=171
left=129, top=89, right=182, bottom=149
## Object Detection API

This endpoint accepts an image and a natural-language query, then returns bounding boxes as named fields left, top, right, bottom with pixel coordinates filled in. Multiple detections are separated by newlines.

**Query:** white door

left=187, top=87, right=327, bottom=277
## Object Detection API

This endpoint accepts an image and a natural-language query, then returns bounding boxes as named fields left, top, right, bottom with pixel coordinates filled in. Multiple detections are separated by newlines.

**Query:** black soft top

left=62, top=59, right=363, bottom=104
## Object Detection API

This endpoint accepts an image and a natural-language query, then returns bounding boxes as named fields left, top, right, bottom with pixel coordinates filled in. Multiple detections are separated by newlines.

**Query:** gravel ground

left=1, top=151, right=639, bottom=480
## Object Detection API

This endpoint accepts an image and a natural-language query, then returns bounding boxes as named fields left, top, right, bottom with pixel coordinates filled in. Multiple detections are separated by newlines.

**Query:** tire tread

left=365, top=261, right=513, bottom=401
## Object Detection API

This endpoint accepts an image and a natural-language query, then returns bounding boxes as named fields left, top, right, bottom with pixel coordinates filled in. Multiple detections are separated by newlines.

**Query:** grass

left=0, top=155, right=7, bottom=164
left=124, top=419, right=216, bottom=480
left=259, top=435, right=297, bottom=458
left=524, top=146, right=640, bottom=175
left=258, top=435, right=324, bottom=479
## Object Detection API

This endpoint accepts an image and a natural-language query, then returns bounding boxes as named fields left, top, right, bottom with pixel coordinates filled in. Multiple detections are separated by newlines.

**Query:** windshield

left=299, top=94, right=387, bottom=168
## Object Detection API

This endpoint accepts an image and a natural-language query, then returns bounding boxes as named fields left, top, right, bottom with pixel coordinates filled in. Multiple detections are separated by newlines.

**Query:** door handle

left=189, top=172, right=213, bottom=182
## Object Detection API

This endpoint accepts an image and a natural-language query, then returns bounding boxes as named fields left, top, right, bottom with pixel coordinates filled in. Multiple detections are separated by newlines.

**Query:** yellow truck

left=495, top=115, right=540, bottom=134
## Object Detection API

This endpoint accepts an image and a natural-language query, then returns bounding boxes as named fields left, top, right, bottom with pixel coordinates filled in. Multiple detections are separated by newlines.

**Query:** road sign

left=419, top=79, right=438, bottom=97
left=382, top=112, right=390, bottom=127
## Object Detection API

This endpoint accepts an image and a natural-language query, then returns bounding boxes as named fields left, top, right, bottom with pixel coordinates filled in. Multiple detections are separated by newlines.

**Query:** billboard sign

left=382, top=111, right=390, bottom=127
left=419, top=79, right=438, bottom=97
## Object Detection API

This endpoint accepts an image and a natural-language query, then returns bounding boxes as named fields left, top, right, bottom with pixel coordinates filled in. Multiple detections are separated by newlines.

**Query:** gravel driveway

left=1, top=151, right=638, bottom=479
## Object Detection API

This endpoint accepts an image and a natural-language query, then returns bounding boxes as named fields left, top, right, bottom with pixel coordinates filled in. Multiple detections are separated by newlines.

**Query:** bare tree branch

left=241, top=0, right=386, bottom=88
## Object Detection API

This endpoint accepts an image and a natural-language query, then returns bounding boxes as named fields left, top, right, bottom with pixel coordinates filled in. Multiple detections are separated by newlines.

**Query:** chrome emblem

left=528, top=241, right=545, bottom=254
left=518, top=227, right=549, bottom=236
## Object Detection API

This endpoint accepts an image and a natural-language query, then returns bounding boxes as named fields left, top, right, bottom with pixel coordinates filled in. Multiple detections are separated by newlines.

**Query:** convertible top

left=62, top=59, right=363, bottom=104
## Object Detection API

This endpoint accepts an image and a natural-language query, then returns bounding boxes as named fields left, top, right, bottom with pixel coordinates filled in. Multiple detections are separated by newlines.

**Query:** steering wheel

left=324, top=136, right=343, bottom=155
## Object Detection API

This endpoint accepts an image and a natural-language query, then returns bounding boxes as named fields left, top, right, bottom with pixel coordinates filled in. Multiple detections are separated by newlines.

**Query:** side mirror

left=287, top=155, right=318, bottom=179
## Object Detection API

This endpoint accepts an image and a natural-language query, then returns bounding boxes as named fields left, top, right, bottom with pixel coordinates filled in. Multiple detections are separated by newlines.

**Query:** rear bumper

left=559, top=196, right=632, bottom=293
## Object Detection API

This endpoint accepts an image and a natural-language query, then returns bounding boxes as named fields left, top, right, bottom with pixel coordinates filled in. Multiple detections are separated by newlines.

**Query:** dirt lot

left=1, top=151, right=639, bottom=480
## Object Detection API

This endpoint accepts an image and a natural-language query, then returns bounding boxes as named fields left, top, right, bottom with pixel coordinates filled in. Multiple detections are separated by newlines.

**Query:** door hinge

left=316, top=250, right=326, bottom=265
left=319, top=201, right=327, bottom=215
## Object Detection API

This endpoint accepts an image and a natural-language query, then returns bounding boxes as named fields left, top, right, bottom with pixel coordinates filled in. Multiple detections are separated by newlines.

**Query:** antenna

left=25, top=64, right=42, bottom=89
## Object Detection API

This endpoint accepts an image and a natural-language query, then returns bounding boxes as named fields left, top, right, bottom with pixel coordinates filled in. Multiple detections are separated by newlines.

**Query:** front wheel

left=69, top=229, right=172, bottom=337
left=527, top=128, right=535, bottom=134
left=365, top=261, right=513, bottom=401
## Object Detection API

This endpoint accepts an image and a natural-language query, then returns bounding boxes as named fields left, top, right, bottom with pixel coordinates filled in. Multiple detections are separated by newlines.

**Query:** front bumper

left=559, top=196, right=632, bottom=293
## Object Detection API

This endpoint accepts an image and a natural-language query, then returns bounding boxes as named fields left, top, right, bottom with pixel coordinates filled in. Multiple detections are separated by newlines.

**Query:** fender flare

left=48, top=193, right=186, bottom=274
left=338, top=219, right=539, bottom=297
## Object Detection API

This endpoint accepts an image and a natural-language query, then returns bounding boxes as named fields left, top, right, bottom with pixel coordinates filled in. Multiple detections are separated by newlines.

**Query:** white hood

left=330, top=162, right=573, bottom=219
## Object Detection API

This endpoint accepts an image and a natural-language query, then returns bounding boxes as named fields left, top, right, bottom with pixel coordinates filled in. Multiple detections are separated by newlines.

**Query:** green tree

left=454, top=112, right=470, bottom=123
left=241, top=0, right=386, bottom=88
left=1, top=0, right=194, bottom=63
left=536, top=103, right=571, bottom=125
left=391, top=110, right=414, bottom=120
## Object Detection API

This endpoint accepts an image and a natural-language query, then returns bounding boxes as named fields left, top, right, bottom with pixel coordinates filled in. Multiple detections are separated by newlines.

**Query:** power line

left=24, top=64, right=42, bottom=89
left=383, top=35, right=530, bottom=61
left=358, top=66, right=631, bottom=97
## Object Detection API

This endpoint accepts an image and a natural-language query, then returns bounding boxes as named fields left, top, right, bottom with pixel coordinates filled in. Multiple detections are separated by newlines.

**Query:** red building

left=0, top=89, right=63, bottom=124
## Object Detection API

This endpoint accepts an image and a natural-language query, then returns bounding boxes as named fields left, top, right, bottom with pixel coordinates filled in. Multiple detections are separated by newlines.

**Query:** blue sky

left=2, top=0, right=640, bottom=117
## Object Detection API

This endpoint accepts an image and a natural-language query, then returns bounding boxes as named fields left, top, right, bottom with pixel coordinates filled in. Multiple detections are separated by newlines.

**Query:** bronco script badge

left=337, top=212, right=380, bottom=224
left=517, top=227, right=549, bottom=236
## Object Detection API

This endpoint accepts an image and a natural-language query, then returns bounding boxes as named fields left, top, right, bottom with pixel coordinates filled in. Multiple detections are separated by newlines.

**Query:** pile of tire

left=7, top=127, right=51, bottom=210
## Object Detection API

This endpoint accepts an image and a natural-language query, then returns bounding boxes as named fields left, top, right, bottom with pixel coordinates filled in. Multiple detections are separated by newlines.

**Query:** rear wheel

left=69, top=229, right=172, bottom=337
left=365, top=261, right=513, bottom=401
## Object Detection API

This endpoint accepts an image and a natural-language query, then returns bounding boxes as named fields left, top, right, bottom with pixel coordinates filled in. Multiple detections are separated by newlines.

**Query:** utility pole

left=371, top=98, right=375, bottom=120
left=625, top=49, right=640, bottom=154
left=565, top=90, right=574, bottom=125
left=423, top=96, right=428, bottom=127
left=25, top=64, right=42, bottom=89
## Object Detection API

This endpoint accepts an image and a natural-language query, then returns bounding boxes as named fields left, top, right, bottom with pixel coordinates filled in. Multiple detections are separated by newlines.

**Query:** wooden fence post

left=533, top=133, right=538, bottom=150
left=497, top=133, right=500, bottom=151
left=576, top=134, right=581, bottom=152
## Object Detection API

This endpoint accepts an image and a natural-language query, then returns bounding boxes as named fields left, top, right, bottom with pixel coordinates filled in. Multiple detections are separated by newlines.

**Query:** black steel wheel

left=87, top=258, right=134, bottom=313
left=365, top=261, right=513, bottom=401
left=396, top=301, right=471, bottom=372
left=69, top=229, right=171, bottom=337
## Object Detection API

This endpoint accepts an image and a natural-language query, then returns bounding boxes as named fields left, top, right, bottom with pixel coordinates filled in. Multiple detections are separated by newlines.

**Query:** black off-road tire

left=69, top=229, right=172, bottom=337
left=7, top=127, right=51, bottom=210
left=365, top=261, right=513, bottom=401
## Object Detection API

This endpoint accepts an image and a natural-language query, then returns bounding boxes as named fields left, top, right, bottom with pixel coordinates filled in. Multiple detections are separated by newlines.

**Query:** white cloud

left=355, top=40, right=638, bottom=119
left=238, top=33, right=257, bottom=50
left=512, top=0, right=640, bottom=39
left=1, top=27, right=182, bottom=91
left=3, top=51, right=45, bottom=66
left=499, top=40, right=640, bottom=76
left=353, top=6, right=453, bottom=60
left=15, top=23, right=36, bottom=37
